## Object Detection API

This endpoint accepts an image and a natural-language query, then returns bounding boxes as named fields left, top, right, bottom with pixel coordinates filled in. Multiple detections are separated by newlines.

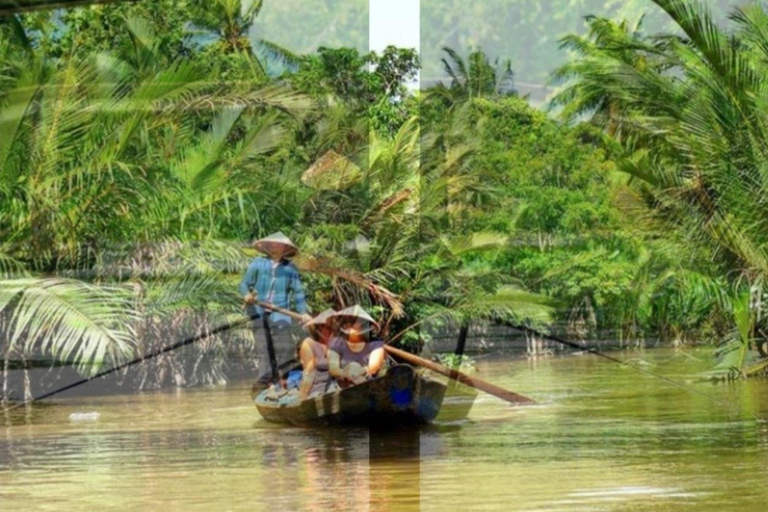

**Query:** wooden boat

left=254, top=364, right=448, bottom=426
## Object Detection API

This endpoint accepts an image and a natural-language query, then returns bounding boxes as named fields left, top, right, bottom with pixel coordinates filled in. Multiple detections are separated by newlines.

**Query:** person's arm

left=367, top=346, right=386, bottom=377
left=298, top=340, right=315, bottom=400
left=239, top=261, right=258, bottom=303
left=328, top=349, right=343, bottom=379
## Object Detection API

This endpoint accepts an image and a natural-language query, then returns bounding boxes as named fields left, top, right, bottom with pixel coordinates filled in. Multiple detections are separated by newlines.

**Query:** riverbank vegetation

left=1, top=0, right=767, bottom=400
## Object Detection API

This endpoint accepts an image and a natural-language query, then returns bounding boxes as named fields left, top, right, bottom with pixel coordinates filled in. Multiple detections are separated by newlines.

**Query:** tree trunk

left=455, top=322, right=469, bottom=358
left=2, top=353, right=9, bottom=405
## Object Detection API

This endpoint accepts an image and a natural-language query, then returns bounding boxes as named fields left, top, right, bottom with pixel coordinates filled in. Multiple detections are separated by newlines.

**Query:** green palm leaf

left=0, top=278, right=135, bottom=376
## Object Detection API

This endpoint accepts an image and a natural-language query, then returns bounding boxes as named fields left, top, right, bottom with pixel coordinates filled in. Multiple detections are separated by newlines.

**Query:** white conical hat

left=333, top=305, right=380, bottom=333
left=306, top=308, right=336, bottom=328
left=253, top=231, right=298, bottom=257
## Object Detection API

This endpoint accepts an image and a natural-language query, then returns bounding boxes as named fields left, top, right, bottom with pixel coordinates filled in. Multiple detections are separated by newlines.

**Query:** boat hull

left=254, top=365, right=447, bottom=426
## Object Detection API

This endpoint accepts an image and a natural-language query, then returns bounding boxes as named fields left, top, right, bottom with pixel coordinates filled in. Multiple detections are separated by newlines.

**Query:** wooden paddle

left=257, top=301, right=536, bottom=406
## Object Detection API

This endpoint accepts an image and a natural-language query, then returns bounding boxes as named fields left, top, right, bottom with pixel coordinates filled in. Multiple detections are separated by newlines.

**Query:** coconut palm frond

left=230, top=114, right=289, bottom=167
left=457, top=286, right=555, bottom=326
left=257, top=39, right=303, bottom=69
left=441, top=232, right=510, bottom=257
left=94, top=239, right=249, bottom=281
left=243, top=0, right=264, bottom=21
left=129, top=59, right=207, bottom=106
left=173, top=107, right=243, bottom=192
left=141, top=272, right=238, bottom=315
left=710, top=291, right=753, bottom=377
left=176, top=84, right=314, bottom=117
left=441, top=46, right=468, bottom=87
left=0, top=66, right=40, bottom=178
left=0, top=278, right=135, bottom=376
left=0, top=252, right=26, bottom=279
left=653, top=0, right=755, bottom=93
left=294, top=256, right=403, bottom=317
left=392, top=287, right=554, bottom=344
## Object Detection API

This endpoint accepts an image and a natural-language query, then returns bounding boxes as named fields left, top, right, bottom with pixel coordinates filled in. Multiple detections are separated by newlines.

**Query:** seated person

left=328, top=305, right=386, bottom=387
left=297, top=308, right=336, bottom=399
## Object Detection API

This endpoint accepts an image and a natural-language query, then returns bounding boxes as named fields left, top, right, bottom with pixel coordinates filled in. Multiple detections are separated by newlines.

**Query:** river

left=1, top=348, right=767, bottom=511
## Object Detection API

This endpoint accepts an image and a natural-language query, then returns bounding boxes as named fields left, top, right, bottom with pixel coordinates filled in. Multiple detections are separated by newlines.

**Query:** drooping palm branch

left=0, top=278, right=135, bottom=375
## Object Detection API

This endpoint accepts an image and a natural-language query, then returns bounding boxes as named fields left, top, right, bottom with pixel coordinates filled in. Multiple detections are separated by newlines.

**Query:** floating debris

left=68, top=412, right=100, bottom=421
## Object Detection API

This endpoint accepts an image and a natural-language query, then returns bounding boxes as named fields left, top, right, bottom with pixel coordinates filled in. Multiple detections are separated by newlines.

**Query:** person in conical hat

left=296, top=308, right=338, bottom=399
left=240, top=231, right=311, bottom=392
left=333, top=305, right=380, bottom=336
left=303, top=308, right=337, bottom=338
left=328, top=305, right=386, bottom=386
left=252, top=231, right=298, bottom=259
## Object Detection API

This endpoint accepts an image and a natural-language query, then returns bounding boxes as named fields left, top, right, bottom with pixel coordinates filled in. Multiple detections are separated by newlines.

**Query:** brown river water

left=1, top=348, right=767, bottom=511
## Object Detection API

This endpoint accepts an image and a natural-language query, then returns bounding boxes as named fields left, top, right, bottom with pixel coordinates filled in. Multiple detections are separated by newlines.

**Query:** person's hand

left=244, top=292, right=256, bottom=305
left=300, top=313, right=312, bottom=325
left=338, top=366, right=353, bottom=383
left=344, top=363, right=366, bottom=383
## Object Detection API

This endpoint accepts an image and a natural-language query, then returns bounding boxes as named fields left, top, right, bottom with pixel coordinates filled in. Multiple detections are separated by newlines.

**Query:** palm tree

left=0, top=13, right=316, bottom=396
left=188, top=0, right=263, bottom=55
left=187, top=0, right=302, bottom=75
left=426, top=47, right=516, bottom=108
left=297, top=114, right=552, bottom=351
left=549, top=15, right=666, bottom=132
left=551, top=0, right=768, bottom=374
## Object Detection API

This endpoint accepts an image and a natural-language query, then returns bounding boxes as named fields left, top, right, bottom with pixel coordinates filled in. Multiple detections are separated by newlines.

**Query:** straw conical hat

left=253, top=232, right=298, bottom=257
left=333, top=305, right=380, bottom=333
left=306, top=308, right=336, bottom=328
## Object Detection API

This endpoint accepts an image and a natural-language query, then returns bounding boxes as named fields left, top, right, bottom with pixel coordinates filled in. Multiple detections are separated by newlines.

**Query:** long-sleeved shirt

left=239, top=256, right=308, bottom=324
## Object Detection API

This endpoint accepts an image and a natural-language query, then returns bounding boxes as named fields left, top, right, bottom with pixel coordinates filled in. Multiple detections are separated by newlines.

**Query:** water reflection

left=369, top=428, right=422, bottom=512
left=1, top=349, right=768, bottom=511
left=251, top=427, right=430, bottom=511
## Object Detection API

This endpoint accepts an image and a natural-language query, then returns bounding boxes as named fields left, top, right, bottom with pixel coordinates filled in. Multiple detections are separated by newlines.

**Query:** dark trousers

left=251, top=318, right=298, bottom=384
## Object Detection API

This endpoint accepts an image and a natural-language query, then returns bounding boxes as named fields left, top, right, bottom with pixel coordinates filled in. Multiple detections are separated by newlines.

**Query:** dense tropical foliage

left=550, top=0, right=768, bottom=376
left=2, top=0, right=768, bottom=402
left=0, top=2, right=549, bottom=401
